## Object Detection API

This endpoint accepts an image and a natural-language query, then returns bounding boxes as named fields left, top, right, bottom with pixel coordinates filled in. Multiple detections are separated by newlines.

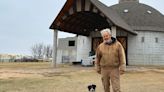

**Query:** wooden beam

left=81, top=0, right=85, bottom=11
left=72, top=0, right=77, bottom=13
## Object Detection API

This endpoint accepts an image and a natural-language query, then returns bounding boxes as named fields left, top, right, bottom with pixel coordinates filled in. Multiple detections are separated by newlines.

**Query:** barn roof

left=50, top=0, right=137, bottom=36
left=110, top=2, right=164, bottom=32
left=90, top=0, right=137, bottom=34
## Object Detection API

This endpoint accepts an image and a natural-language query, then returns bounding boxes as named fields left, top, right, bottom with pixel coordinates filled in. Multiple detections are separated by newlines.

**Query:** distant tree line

left=31, top=43, right=53, bottom=59
left=0, top=43, right=53, bottom=62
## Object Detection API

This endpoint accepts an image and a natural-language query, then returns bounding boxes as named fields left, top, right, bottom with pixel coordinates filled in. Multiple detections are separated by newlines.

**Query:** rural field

left=0, top=62, right=164, bottom=92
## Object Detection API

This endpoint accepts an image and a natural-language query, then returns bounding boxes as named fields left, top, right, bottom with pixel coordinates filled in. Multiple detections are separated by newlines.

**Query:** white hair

left=100, top=28, right=111, bottom=36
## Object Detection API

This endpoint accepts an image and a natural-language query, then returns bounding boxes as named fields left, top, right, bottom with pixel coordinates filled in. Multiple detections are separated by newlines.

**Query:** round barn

left=50, top=0, right=164, bottom=66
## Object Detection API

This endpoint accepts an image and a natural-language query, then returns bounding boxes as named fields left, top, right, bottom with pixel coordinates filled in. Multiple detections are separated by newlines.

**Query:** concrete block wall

left=57, top=37, right=77, bottom=63
left=76, top=36, right=91, bottom=61
left=128, top=31, right=164, bottom=65
left=58, top=37, right=77, bottom=50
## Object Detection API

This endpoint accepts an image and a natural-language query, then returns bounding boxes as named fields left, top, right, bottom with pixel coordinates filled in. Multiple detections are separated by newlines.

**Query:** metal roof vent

left=123, top=9, right=129, bottom=13
left=147, top=10, right=152, bottom=14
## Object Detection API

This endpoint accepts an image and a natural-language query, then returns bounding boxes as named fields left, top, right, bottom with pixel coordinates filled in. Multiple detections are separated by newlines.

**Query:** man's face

left=102, top=32, right=111, bottom=42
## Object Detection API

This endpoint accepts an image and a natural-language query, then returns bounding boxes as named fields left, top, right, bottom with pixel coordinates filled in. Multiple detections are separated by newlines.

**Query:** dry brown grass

left=0, top=62, right=164, bottom=92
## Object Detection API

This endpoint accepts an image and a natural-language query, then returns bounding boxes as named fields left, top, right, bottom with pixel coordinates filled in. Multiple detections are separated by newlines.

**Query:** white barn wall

left=76, top=36, right=92, bottom=61
left=128, top=31, right=164, bottom=65
left=57, top=37, right=77, bottom=63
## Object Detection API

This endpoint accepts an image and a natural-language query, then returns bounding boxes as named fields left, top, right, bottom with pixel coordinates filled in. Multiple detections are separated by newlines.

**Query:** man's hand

left=97, top=70, right=101, bottom=74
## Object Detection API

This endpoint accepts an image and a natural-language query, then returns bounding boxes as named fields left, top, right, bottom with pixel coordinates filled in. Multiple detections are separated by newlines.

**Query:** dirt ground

left=0, top=62, right=164, bottom=92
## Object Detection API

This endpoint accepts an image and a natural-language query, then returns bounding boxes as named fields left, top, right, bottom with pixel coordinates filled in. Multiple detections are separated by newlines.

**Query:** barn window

left=155, top=37, right=158, bottom=43
left=147, top=10, right=152, bottom=14
left=141, top=37, right=144, bottom=43
left=123, top=9, right=129, bottom=13
left=68, top=40, right=75, bottom=46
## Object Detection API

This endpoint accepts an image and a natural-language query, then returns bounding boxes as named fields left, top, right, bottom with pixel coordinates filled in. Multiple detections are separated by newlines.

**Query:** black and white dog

left=88, top=84, right=96, bottom=92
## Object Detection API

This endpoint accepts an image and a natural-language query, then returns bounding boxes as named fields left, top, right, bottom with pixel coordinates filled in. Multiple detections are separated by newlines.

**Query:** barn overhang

left=50, top=0, right=138, bottom=36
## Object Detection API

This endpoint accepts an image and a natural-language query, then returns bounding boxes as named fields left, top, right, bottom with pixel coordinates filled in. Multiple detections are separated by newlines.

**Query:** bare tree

left=31, top=43, right=44, bottom=59
left=43, top=45, right=53, bottom=59
left=37, top=43, right=44, bottom=59
left=31, top=44, right=37, bottom=59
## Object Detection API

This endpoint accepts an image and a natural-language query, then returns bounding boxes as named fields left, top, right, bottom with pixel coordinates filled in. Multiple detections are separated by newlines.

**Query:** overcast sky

left=0, top=0, right=164, bottom=55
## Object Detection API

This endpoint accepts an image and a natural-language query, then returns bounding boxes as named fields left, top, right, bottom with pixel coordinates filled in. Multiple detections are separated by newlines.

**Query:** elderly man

left=95, top=28, right=126, bottom=92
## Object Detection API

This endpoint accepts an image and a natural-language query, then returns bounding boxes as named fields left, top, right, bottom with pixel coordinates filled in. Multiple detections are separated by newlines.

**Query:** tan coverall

left=96, top=40, right=126, bottom=92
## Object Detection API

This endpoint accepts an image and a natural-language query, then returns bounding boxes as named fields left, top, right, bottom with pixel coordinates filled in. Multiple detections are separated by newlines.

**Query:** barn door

left=117, top=36, right=128, bottom=65
left=92, top=37, right=103, bottom=55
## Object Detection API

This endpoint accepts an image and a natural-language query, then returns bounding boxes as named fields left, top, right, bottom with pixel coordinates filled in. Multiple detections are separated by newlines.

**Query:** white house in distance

left=50, top=0, right=164, bottom=65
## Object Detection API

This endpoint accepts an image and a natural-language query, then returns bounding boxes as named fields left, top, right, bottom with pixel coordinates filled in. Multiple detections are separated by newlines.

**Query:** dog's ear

left=88, top=85, right=91, bottom=90
left=92, top=84, right=96, bottom=89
